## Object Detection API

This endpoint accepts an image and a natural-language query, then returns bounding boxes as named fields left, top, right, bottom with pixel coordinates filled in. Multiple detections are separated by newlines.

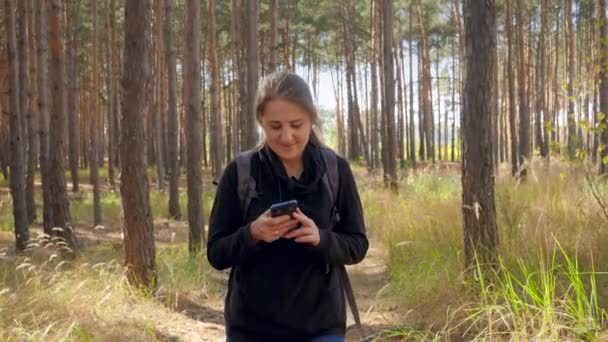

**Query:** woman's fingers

left=283, top=225, right=311, bottom=239
left=292, top=208, right=314, bottom=225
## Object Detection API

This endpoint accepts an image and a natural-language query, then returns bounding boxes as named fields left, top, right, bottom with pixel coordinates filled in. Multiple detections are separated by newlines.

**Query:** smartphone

left=270, top=200, right=298, bottom=217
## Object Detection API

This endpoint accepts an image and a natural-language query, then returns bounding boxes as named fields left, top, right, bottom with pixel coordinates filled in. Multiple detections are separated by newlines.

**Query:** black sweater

left=207, top=146, right=368, bottom=341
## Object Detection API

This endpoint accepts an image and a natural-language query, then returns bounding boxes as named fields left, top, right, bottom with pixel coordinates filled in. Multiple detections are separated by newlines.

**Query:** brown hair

left=255, top=71, right=322, bottom=146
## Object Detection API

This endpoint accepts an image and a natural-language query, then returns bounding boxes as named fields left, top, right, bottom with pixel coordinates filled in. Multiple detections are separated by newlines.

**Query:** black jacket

left=207, top=144, right=368, bottom=341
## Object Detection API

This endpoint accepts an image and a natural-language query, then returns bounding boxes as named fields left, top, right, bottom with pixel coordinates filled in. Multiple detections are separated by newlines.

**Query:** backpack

left=235, top=147, right=363, bottom=335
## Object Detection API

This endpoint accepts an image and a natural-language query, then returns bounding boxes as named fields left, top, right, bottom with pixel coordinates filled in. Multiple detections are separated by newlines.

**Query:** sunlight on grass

left=0, top=239, right=216, bottom=340
left=359, top=160, right=608, bottom=339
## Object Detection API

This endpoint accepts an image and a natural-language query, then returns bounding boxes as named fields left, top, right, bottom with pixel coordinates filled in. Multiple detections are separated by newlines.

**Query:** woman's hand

left=283, top=208, right=320, bottom=247
left=250, top=209, right=300, bottom=243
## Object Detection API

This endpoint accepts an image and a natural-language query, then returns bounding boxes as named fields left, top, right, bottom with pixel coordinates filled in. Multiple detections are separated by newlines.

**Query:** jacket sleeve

left=313, top=157, right=369, bottom=265
left=206, top=161, right=263, bottom=270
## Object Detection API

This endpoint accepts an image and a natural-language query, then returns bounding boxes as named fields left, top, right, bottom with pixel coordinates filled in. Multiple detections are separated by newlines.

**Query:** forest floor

left=0, top=182, right=403, bottom=341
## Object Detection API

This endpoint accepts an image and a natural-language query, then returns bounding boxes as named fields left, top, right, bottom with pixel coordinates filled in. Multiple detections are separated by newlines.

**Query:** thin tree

left=409, top=6, right=417, bottom=168
left=35, top=0, right=53, bottom=234
left=599, top=0, right=608, bottom=173
left=121, top=0, right=157, bottom=289
left=155, top=0, right=166, bottom=192
left=67, top=0, right=80, bottom=193
left=5, top=0, right=30, bottom=251
left=516, top=0, right=530, bottom=179
left=105, top=0, right=116, bottom=188
left=90, top=0, right=102, bottom=226
left=17, top=0, right=36, bottom=224
left=186, top=0, right=204, bottom=252
left=48, top=0, right=77, bottom=248
left=565, top=0, right=577, bottom=157
left=382, top=0, right=398, bottom=191
left=268, top=0, right=278, bottom=73
left=209, top=0, right=224, bottom=179
left=539, top=0, right=550, bottom=160
left=506, top=0, right=518, bottom=177
left=165, top=0, right=181, bottom=219
left=462, top=0, right=499, bottom=269
left=245, top=0, right=260, bottom=149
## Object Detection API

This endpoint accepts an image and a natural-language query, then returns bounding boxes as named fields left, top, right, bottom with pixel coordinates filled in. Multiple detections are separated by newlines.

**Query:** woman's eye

left=271, top=125, right=281, bottom=130
left=291, top=124, right=302, bottom=129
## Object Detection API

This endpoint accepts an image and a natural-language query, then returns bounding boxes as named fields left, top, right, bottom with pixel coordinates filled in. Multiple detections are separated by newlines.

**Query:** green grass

left=365, top=159, right=608, bottom=339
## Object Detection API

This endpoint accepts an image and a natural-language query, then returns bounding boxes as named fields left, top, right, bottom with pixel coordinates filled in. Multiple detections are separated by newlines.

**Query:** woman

left=207, top=71, right=368, bottom=342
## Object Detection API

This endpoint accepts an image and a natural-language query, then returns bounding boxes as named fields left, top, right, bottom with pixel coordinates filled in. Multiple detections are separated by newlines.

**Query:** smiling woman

left=207, top=71, right=369, bottom=341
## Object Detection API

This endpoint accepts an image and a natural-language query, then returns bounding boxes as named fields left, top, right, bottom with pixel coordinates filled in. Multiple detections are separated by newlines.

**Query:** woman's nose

left=279, top=128, right=295, bottom=143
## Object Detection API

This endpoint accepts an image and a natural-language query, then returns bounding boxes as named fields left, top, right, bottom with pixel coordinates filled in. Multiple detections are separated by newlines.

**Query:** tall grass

left=0, top=237, right=216, bottom=341
left=364, top=160, right=608, bottom=339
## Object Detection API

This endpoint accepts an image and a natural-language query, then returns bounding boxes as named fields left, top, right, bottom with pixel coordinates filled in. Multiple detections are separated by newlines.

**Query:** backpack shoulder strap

left=319, top=147, right=364, bottom=337
left=320, top=147, right=339, bottom=206
left=235, top=150, right=257, bottom=216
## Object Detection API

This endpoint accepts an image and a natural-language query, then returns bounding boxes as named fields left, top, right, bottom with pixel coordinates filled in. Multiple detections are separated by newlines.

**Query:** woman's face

left=260, top=99, right=312, bottom=163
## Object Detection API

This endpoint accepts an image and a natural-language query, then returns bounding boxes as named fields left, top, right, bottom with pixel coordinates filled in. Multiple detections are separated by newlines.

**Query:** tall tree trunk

left=409, top=8, right=417, bottom=168
left=599, top=0, right=608, bottom=173
left=105, top=0, right=115, bottom=188
left=370, top=0, right=380, bottom=169
left=245, top=0, right=259, bottom=149
left=395, top=40, right=405, bottom=169
left=165, top=0, right=181, bottom=219
left=539, top=0, right=549, bottom=159
left=516, top=0, right=530, bottom=179
left=506, top=0, right=518, bottom=177
left=27, top=0, right=39, bottom=219
left=155, top=0, right=166, bottom=191
left=565, top=0, right=577, bottom=157
left=451, top=34, right=456, bottom=162
left=36, top=0, right=53, bottom=234
left=90, top=0, right=102, bottom=226
left=18, top=0, right=37, bottom=224
left=553, top=1, right=561, bottom=150
left=268, top=0, right=277, bottom=73
left=382, top=0, right=398, bottom=192
left=436, top=48, right=442, bottom=161
left=48, top=0, right=77, bottom=249
left=67, top=0, right=80, bottom=193
left=185, top=0, right=203, bottom=252
left=462, top=0, right=498, bottom=269
left=209, top=0, right=224, bottom=179
left=121, top=0, right=157, bottom=289
left=416, top=0, right=435, bottom=162
left=5, top=0, right=30, bottom=251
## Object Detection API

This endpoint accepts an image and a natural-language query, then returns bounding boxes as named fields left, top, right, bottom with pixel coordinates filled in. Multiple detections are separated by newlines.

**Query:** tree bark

left=155, top=0, right=166, bottom=191
left=36, top=0, right=53, bottom=234
left=382, top=0, right=398, bottom=192
left=462, top=0, right=498, bottom=269
left=516, top=0, right=530, bottom=179
left=599, top=0, right=608, bottom=173
left=121, top=0, right=157, bottom=289
left=209, top=0, right=224, bottom=179
left=268, top=0, right=278, bottom=73
left=565, top=0, right=577, bottom=157
left=90, top=0, right=102, bottom=226
left=5, top=0, right=30, bottom=251
left=165, top=0, right=181, bottom=219
left=67, top=0, right=80, bottom=193
left=18, top=0, right=37, bottom=224
left=186, top=0, right=203, bottom=252
left=506, top=0, right=518, bottom=177
left=245, top=0, right=260, bottom=149
left=48, top=0, right=77, bottom=249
